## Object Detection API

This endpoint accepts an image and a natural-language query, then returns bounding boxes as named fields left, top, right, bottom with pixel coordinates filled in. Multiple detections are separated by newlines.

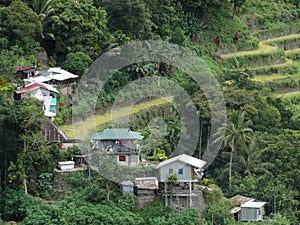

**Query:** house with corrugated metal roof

left=156, top=154, right=206, bottom=182
left=240, top=201, right=267, bottom=222
left=15, top=66, right=38, bottom=80
left=155, top=154, right=206, bottom=209
left=24, top=67, right=79, bottom=86
left=14, top=82, right=59, bottom=118
left=90, top=128, right=144, bottom=166
left=230, top=194, right=267, bottom=222
left=230, top=195, right=255, bottom=221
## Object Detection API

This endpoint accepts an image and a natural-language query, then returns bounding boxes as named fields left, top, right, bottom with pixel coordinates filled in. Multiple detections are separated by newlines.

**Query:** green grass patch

left=262, top=33, right=300, bottom=44
left=255, top=22, right=300, bottom=40
left=239, top=0, right=298, bottom=30
left=286, top=48, right=300, bottom=55
left=249, top=58, right=293, bottom=70
left=252, top=74, right=291, bottom=82
left=254, top=72, right=300, bottom=81
left=200, top=8, right=256, bottom=53
left=220, top=33, right=300, bottom=60
left=232, top=58, right=293, bottom=74
left=60, top=97, right=173, bottom=139
left=276, top=91, right=300, bottom=98
left=220, top=41, right=277, bottom=59
left=286, top=49, right=300, bottom=61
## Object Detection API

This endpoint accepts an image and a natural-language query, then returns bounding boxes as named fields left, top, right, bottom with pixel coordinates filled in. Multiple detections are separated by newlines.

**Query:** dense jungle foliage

left=0, top=0, right=300, bottom=224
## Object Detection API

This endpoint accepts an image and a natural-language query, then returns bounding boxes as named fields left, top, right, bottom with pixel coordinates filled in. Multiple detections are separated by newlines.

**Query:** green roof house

left=90, top=128, right=143, bottom=166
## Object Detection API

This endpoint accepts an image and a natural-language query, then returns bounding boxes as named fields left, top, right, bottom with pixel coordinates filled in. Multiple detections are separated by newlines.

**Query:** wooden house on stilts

left=156, top=154, right=206, bottom=210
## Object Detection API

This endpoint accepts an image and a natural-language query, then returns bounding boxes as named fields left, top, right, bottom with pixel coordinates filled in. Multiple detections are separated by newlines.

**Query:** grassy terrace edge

left=60, top=96, right=173, bottom=140
left=220, top=33, right=300, bottom=59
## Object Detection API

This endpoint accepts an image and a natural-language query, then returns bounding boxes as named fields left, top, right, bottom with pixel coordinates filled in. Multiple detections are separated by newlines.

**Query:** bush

left=63, top=51, right=92, bottom=76
left=0, top=189, right=40, bottom=222
left=66, top=172, right=88, bottom=188
left=204, top=198, right=235, bottom=225
left=37, top=173, right=53, bottom=191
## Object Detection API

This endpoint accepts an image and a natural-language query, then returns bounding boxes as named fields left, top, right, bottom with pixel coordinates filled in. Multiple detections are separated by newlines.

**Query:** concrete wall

left=115, top=153, right=139, bottom=166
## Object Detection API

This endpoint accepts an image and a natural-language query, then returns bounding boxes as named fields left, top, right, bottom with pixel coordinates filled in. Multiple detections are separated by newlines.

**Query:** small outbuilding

left=134, top=177, right=159, bottom=208
left=230, top=195, right=255, bottom=221
left=71, top=155, right=87, bottom=167
left=58, top=161, right=75, bottom=171
left=120, top=180, right=134, bottom=195
left=241, top=201, right=266, bottom=222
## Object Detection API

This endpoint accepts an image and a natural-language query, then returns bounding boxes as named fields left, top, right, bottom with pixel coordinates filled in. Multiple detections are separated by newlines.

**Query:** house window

left=49, top=105, right=56, bottom=113
left=178, top=169, right=183, bottom=175
left=119, top=155, right=126, bottom=161
left=169, top=168, right=173, bottom=174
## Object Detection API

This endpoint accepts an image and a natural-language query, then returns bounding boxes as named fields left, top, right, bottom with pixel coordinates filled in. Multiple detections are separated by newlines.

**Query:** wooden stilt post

left=165, top=181, right=168, bottom=206
left=189, top=181, right=192, bottom=207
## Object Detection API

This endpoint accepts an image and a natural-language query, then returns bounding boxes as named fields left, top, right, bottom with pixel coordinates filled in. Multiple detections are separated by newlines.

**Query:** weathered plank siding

left=159, top=161, right=192, bottom=181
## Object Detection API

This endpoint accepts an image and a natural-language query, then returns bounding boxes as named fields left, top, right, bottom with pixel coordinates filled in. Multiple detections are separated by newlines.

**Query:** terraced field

left=219, top=32, right=300, bottom=97
left=61, top=97, right=172, bottom=139
left=61, top=32, right=300, bottom=140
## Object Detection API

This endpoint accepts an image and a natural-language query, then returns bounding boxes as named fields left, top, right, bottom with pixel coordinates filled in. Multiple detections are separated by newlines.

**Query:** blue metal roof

left=90, top=128, right=144, bottom=140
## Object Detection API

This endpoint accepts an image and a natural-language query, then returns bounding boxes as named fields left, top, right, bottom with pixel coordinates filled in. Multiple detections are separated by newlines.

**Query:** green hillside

left=0, top=0, right=300, bottom=224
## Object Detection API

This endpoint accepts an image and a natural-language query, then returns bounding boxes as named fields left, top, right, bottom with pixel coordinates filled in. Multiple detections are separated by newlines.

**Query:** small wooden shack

left=230, top=195, right=267, bottom=222
left=230, top=195, right=255, bottom=221
left=58, top=161, right=75, bottom=171
left=134, top=177, right=159, bottom=208
left=71, top=155, right=87, bottom=167
left=120, top=180, right=134, bottom=195
left=241, top=201, right=266, bottom=222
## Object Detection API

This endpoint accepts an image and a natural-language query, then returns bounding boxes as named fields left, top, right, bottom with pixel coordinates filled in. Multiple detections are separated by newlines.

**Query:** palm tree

left=33, top=0, right=59, bottom=40
left=235, top=141, right=273, bottom=176
left=214, top=110, right=253, bottom=187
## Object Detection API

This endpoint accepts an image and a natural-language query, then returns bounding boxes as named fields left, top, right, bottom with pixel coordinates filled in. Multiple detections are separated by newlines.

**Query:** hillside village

left=0, top=0, right=300, bottom=224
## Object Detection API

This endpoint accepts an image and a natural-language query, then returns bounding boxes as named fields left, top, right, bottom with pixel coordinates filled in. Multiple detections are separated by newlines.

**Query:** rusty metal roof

left=230, top=195, right=255, bottom=205
left=134, top=177, right=159, bottom=190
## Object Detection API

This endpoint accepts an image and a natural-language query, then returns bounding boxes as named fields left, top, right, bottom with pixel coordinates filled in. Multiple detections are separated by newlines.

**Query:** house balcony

left=50, top=97, right=57, bottom=105
left=103, top=144, right=138, bottom=154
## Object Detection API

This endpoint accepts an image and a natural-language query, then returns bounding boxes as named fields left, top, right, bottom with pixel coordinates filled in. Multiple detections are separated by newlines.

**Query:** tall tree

left=147, top=0, right=183, bottom=37
left=63, top=51, right=92, bottom=76
left=11, top=97, right=46, bottom=193
left=231, top=0, right=246, bottom=18
left=232, top=141, right=273, bottom=177
left=102, top=0, right=154, bottom=39
left=1, top=0, right=42, bottom=54
left=214, top=110, right=253, bottom=187
left=32, top=0, right=59, bottom=40
left=0, top=83, right=22, bottom=191
left=52, top=0, right=112, bottom=60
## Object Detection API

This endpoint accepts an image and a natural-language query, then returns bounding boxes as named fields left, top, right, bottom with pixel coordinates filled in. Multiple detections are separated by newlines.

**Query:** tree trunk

left=24, top=140, right=28, bottom=194
left=199, top=121, right=203, bottom=159
left=24, top=179, right=28, bottom=194
left=233, top=2, right=237, bottom=19
left=229, top=151, right=233, bottom=187
left=106, top=184, right=110, bottom=200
